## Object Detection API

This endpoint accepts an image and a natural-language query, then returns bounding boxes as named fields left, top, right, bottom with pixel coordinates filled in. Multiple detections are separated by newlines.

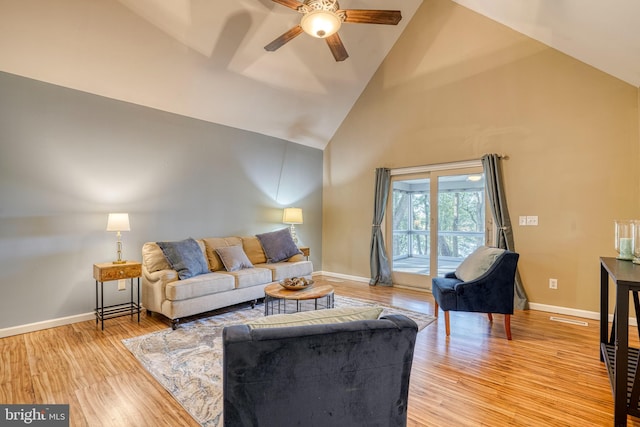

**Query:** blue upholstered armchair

left=431, top=249, right=519, bottom=340
left=223, top=314, right=418, bottom=427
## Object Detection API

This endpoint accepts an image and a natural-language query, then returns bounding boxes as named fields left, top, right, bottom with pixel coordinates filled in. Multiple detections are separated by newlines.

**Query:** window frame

left=385, top=161, right=493, bottom=289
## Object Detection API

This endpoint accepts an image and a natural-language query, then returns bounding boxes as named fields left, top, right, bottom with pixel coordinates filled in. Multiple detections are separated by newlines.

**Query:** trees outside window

left=389, top=169, right=487, bottom=288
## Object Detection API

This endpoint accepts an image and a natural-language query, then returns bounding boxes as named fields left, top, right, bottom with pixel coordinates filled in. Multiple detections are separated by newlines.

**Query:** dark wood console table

left=600, top=257, right=640, bottom=426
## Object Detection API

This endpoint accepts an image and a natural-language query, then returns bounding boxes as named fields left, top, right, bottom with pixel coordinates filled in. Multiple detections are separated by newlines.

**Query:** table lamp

left=283, top=208, right=303, bottom=244
left=106, top=213, right=130, bottom=264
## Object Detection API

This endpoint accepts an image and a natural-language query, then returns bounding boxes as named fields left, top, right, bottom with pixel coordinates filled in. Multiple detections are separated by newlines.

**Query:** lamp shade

left=300, top=10, right=342, bottom=38
left=106, top=213, right=130, bottom=232
left=283, top=208, right=303, bottom=224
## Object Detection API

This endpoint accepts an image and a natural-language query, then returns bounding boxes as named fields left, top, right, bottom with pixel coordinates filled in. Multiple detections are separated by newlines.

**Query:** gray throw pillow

left=215, top=245, right=254, bottom=272
left=256, top=228, right=302, bottom=263
left=455, top=246, right=505, bottom=282
left=157, top=238, right=209, bottom=280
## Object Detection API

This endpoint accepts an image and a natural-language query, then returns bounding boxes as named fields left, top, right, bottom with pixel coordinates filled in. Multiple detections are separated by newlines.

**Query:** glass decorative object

left=633, top=220, right=640, bottom=264
left=615, top=220, right=634, bottom=261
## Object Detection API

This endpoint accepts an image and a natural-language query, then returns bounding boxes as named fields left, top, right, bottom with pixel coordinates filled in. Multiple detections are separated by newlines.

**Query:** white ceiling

left=1, top=0, right=638, bottom=151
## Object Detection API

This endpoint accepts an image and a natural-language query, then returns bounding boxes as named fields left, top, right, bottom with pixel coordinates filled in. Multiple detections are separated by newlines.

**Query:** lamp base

left=112, top=260, right=127, bottom=264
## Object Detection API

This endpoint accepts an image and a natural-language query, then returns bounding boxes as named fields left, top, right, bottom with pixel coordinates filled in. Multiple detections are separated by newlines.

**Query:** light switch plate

left=526, top=216, right=538, bottom=226
left=519, top=216, right=527, bottom=226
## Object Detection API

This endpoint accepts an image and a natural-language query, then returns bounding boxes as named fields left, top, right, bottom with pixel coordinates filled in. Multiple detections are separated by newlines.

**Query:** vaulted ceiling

left=1, top=0, right=638, bottom=150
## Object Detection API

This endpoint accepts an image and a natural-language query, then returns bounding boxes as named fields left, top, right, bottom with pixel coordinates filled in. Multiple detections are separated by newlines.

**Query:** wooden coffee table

left=264, top=282, right=334, bottom=316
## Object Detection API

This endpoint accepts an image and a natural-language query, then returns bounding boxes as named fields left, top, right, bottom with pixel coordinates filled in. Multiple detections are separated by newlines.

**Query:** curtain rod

left=379, top=154, right=509, bottom=174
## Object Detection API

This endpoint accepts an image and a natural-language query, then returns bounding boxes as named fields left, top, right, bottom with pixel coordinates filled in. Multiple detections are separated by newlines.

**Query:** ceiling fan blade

left=265, top=25, right=304, bottom=52
left=326, top=33, right=349, bottom=62
left=340, top=9, right=402, bottom=25
left=271, top=0, right=303, bottom=10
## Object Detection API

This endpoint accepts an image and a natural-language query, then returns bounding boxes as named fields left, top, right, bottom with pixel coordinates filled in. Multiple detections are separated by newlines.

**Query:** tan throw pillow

left=215, top=245, right=254, bottom=272
left=246, top=306, right=383, bottom=329
left=241, top=236, right=267, bottom=265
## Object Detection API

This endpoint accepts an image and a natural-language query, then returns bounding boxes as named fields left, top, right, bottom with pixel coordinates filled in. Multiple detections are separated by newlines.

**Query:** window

left=387, top=163, right=490, bottom=289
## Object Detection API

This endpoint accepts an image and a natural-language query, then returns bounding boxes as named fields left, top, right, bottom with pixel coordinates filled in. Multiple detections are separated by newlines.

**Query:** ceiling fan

left=265, top=0, right=402, bottom=62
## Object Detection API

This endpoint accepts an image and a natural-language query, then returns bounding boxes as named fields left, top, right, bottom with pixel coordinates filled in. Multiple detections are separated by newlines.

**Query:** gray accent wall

left=0, top=71, right=323, bottom=330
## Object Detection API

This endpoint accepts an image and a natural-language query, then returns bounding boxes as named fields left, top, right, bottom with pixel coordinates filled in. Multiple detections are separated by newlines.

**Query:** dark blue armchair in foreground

left=223, top=314, right=418, bottom=427
left=431, top=249, right=519, bottom=340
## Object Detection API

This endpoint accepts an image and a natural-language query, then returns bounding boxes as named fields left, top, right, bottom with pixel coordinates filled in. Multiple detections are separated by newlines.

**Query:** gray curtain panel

left=481, top=154, right=529, bottom=310
left=370, top=168, right=393, bottom=286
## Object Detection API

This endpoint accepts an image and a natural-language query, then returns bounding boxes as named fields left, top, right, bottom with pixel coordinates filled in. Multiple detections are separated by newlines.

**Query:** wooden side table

left=299, top=247, right=310, bottom=260
left=93, top=261, right=142, bottom=330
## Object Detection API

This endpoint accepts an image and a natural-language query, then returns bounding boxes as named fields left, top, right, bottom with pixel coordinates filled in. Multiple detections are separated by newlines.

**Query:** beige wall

left=322, top=0, right=640, bottom=313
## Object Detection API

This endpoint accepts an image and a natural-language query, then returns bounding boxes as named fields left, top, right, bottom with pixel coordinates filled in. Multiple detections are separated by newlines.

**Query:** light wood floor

left=1, top=275, right=638, bottom=426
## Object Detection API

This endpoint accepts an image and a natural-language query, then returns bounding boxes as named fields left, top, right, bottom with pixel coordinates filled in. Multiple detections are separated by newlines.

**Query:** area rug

left=122, top=296, right=435, bottom=427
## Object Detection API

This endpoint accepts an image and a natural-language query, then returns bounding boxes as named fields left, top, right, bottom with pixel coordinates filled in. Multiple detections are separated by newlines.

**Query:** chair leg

left=444, top=311, right=450, bottom=336
left=505, top=314, right=512, bottom=340
left=487, top=313, right=493, bottom=322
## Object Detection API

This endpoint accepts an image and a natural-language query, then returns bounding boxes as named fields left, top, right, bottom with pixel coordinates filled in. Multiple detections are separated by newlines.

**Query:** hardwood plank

left=1, top=275, right=639, bottom=426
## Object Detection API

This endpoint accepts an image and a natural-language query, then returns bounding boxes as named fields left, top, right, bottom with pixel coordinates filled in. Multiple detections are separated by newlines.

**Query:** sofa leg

left=250, top=299, right=257, bottom=309
left=487, top=313, right=493, bottom=322
left=434, top=302, right=439, bottom=317
left=146, top=309, right=153, bottom=316
left=444, top=311, right=450, bottom=336
left=505, top=314, right=512, bottom=340
left=171, top=319, right=179, bottom=330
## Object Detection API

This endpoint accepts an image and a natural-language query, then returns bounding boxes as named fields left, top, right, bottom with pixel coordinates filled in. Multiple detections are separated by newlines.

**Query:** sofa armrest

left=141, top=266, right=178, bottom=313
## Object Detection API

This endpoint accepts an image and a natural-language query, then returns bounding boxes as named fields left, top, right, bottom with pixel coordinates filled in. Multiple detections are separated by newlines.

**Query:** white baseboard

left=317, top=271, right=631, bottom=326
left=528, top=302, right=633, bottom=326
left=313, top=270, right=370, bottom=283
left=1, top=273, right=630, bottom=338
left=0, top=312, right=96, bottom=338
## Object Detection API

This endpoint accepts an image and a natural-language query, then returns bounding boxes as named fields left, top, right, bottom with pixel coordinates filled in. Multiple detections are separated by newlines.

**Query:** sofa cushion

left=220, top=268, right=272, bottom=289
left=157, top=238, right=209, bottom=280
left=256, top=228, right=302, bottom=263
left=455, top=246, right=505, bottom=282
left=202, top=237, right=243, bottom=271
left=165, top=272, right=235, bottom=301
left=216, top=245, right=254, bottom=272
left=142, top=242, right=171, bottom=273
left=255, top=260, right=313, bottom=281
left=241, top=236, right=267, bottom=265
left=245, top=306, right=384, bottom=329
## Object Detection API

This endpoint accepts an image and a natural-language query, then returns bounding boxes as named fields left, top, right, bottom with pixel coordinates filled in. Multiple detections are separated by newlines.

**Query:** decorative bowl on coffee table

left=280, top=277, right=314, bottom=290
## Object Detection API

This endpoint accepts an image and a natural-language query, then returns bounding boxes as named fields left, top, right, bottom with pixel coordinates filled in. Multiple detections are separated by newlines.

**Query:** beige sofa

left=142, top=235, right=313, bottom=329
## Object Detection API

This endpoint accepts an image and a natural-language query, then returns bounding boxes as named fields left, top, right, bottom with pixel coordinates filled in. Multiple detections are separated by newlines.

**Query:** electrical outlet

left=118, top=279, right=126, bottom=291
left=526, top=216, right=538, bottom=226
left=549, top=278, right=558, bottom=289
left=519, top=216, right=527, bottom=226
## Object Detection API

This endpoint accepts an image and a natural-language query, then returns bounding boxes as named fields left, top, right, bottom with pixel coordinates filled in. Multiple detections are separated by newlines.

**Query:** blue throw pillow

left=157, top=238, right=209, bottom=280
left=256, top=228, right=302, bottom=263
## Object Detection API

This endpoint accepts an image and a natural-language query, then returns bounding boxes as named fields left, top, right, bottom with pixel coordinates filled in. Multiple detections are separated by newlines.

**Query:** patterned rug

left=122, top=296, right=435, bottom=427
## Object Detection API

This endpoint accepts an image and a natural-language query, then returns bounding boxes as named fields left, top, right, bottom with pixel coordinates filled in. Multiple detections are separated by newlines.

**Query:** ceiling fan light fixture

left=300, top=10, right=342, bottom=38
